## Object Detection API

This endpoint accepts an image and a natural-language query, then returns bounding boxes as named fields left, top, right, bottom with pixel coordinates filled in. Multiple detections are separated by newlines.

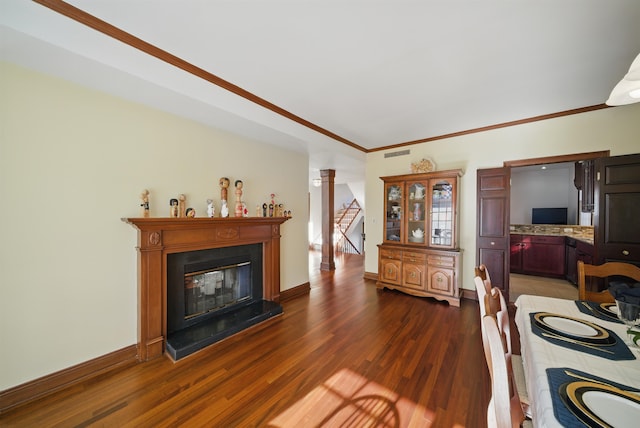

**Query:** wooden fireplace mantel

left=123, top=217, right=289, bottom=361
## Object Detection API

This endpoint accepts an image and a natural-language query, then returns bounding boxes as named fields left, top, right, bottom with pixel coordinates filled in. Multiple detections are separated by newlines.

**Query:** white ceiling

left=2, top=1, right=640, bottom=185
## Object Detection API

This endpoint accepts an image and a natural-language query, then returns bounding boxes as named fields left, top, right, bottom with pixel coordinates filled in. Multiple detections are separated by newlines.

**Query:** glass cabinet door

left=384, top=183, right=403, bottom=242
left=429, top=179, right=455, bottom=247
left=406, top=180, right=428, bottom=245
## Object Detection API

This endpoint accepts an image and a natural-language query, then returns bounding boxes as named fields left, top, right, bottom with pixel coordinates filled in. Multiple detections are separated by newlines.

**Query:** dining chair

left=475, top=263, right=492, bottom=285
left=577, top=260, right=640, bottom=303
left=474, top=266, right=530, bottom=420
left=482, top=315, right=532, bottom=428
left=494, top=288, right=530, bottom=417
left=475, top=264, right=500, bottom=317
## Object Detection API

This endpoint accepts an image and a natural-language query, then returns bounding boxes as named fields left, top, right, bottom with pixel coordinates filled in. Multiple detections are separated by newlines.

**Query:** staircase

left=334, top=199, right=362, bottom=254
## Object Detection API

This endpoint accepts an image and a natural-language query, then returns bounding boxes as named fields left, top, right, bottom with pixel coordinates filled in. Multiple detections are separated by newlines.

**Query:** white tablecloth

left=514, top=294, right=640, bottom=427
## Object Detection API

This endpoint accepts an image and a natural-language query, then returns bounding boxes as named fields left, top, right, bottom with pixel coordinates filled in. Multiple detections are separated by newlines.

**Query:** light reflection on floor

left=268, top=368, right=436, bottom=427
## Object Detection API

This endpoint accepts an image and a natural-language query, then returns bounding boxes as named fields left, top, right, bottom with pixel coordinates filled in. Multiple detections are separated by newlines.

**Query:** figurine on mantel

left=220, top=200, right=229, bottom=218
left=219, top=177, right=230, bottom=202
left=207, top=199, right=215, bottom=218
left=185, top=208, right=196, bottom=218
left=219, top=177, right=230, bottom=218
left=140, top=189, right=150, bottom=217
left=169, top=198, right=179, bottom=218
left=234, top=180, right=244, bottom=217
left=178, top=194, right=186, bottom=217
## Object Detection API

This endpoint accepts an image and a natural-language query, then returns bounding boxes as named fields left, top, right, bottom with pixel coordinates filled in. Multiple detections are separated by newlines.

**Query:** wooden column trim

left=123, top=217, right=288, bottom=361
left=320, top=169, right=336, bottom=271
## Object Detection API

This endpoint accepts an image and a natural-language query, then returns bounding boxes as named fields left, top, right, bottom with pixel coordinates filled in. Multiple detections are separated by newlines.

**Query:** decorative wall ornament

left=410, top=158, right=435, bottom=174
left=149, top=231, right=161, bottom=246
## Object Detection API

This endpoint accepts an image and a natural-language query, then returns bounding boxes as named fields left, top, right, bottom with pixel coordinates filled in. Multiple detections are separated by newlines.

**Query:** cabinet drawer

left=403, top=251, right=426, bottom=263
left=427, top=254, right=455, bottom=267
left=380, top=248, right=402, bottom=260
left=530, top=235, right=565, bottom=245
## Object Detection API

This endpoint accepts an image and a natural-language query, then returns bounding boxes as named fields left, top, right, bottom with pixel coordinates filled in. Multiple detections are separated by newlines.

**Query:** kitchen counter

left=510, top=224, right=593, bottom=245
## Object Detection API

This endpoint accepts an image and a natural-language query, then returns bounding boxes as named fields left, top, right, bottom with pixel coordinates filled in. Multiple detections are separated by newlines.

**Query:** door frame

left=475, top=150, right=610, bottom=300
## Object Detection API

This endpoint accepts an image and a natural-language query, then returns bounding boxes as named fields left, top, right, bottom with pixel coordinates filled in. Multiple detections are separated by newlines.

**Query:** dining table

left=514, top=294, right=640, bottom=427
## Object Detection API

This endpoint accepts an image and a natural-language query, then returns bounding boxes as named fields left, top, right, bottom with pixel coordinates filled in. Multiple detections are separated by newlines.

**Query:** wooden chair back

left=475, top=275, right=492, bottom=317
left=577, top=260, right=640, bottom=303
left=482, top=315, right=526, bottom=428
left=475, top=264, right=499, bottom=316
left=475, top=264, right=492, bottom=284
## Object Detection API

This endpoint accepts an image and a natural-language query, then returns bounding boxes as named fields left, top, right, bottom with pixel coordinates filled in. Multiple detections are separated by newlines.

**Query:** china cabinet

left=377, top=169, right=462, bottom=306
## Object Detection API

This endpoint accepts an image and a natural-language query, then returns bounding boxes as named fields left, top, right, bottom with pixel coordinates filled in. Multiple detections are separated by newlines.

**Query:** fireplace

left=165, top=243, right=281, bottom=360
left=123, top=217, right=288, bottom=361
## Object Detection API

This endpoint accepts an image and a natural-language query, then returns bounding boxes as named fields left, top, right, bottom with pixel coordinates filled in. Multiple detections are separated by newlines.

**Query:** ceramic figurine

left=140, top=189, right=150, bottom=217
left=262, top=203, right=267, bottom=217
left=186, top=208, right=195, bottom=218
left=220, top=200, right=229, bottom=218
left=207, top=199, right=215, bottom=218
left=219, top=177, right=230, bottom=202
left=169, top=198, right=179, bottom=218
left=234, top=180, right=243, bottom=217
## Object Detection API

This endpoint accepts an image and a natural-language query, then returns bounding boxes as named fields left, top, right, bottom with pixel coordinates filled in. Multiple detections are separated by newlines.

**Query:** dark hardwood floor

left=0, top=252, right=490, bottom=427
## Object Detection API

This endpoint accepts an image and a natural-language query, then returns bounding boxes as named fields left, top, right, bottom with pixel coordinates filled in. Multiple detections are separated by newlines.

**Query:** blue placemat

left=575, top=300, right=623, bottom=324
left=530, top=312, right=635, bottom=361
left=547, top=367, right=640, bottom=427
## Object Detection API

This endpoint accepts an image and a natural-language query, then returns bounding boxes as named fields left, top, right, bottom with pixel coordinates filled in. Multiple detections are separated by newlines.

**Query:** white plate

left=582, top=389, right=640, bottom=426
left=563, top=381, right=640, bottom=427
left=541, top=315, right=599, bottom=337
left=601, top=302, right=619, bottom=316
left=534, top=312, right=613, bottom=343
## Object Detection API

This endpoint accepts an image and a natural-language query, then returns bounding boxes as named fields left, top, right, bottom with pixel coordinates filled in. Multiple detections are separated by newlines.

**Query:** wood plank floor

left=0, top=252, right=491, bottom=427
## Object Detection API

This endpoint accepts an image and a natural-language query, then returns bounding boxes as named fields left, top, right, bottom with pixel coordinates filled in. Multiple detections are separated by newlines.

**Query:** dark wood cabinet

left=510, top=234, right=524, bottom=272
left=566, top=238, right=594, bottom=284
left=594, top=153, right=640, bottom=265
left=577, top=240, right=594, bottom=266
left=566, top=238, right=578, bottom=284
left=476, top=167, right=511, bottom=296
left=510, top=234, right=565, bottom=278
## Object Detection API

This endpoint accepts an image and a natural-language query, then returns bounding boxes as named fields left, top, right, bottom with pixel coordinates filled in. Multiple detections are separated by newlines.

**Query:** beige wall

left=3, top=59, right=639, bottom=392
left=364, top=103, right=640, bottom=291
left=0, top=62, right=310, bottom=390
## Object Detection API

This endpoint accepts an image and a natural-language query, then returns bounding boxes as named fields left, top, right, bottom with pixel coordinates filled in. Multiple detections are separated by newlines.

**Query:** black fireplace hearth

left=166, top=300, right=282, bottom=360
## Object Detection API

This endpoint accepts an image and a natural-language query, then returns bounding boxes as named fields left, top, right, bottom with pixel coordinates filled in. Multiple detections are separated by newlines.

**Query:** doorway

left=476, top=150, right=609, bottom=301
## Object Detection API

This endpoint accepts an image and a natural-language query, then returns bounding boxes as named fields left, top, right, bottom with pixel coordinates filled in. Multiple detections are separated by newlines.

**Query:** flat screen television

left=532, top=207, right=568, bottom=225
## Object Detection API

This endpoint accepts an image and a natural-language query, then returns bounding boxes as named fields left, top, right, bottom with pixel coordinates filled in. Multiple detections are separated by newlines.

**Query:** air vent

left=384, top=149, right=410, bottom=158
